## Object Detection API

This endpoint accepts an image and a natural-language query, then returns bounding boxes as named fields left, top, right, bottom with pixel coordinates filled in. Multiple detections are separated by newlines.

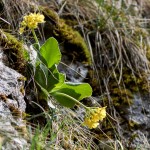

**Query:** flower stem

left=31, top=29, right=40, bottom=49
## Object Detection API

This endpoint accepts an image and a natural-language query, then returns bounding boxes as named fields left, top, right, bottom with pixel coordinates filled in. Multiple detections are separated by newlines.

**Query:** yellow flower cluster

left=19, top=13, right=45, bottom=34
left=83, top=107, right=106, bottom=129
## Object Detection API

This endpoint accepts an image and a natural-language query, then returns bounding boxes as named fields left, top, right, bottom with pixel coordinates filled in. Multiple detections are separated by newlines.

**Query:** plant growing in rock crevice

left=19, top=13, right=106, bottom=129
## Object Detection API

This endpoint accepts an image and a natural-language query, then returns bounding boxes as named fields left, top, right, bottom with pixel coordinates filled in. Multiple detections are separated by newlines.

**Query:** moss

left=0, top=94, right=24, bottom=118
left=59, top=19, right=91, bottom=63
left=62, top=19, right=78, bottom=27
left=98, top=66, right=150, bottom=110
left=121, top=68, right=150, bottom=93
left=0, top=30, right=27, bottom=73
left=111, top=88, right=133, bottom=107
left=40, top=7, right=59, bottom=24
left=41, top=7, right=92, bottom=65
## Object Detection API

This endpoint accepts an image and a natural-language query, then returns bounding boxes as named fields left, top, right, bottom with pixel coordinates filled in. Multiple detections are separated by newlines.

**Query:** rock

left=0, top=57, right=29, bottom=149
left=128, top=130, right=150, bottom=149
left=124, top=93, right=150, bottom=128
left=122, top=93, right=150, bottom=149
left=0, top=61, right=26, bottom=111
left=58, top=55, right=88, bottom=83
left=98, top=140, right=120, bottom=150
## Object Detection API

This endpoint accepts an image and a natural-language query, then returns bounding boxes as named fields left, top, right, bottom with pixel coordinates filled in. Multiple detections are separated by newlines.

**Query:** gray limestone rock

left=0, top=56, right=29, bottom=149
left=121, top=93, right=150, bottom=149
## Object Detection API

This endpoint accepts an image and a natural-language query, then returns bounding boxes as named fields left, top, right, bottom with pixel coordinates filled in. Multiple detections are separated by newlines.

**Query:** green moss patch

left=0, top=30, right=27, bottom=73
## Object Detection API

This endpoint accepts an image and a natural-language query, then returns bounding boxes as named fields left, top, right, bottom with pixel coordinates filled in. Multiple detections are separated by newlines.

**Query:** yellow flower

left=83, top=117, right=99, bottom=129
left=19, top=13, right=45, bottom=34
left=83, top=107, right=106, bottom=129
left=97, top=107, right=107, bottom=121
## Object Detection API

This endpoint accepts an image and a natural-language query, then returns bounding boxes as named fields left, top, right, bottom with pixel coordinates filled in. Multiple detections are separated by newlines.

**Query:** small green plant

left=29, top=121, right=52, bottom=150
left=34, top=37, right=92, bottom=108
left=20, top=13, right=106, bottom=129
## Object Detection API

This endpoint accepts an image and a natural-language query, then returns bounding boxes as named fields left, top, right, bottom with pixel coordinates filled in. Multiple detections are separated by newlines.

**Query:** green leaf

left=51, top=82, right=92, bottom=108
left=51, top=92, right=77, bottom=108
left=40, top=37, right=61, bottom=68
left=33, top=43, right=40, bottom=51
left=34, top=64, right=65, bottom=94
left=35, top=81, right=50, bottom=100
left=34, top=63, right=49, bottom=89
left=47, top=65, right=65, bottom=92
left=60, top=82, right=92, bottom=100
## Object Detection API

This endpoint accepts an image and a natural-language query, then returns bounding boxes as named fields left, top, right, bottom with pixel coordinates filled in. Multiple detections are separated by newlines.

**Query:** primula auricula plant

left=20, top=13, right=106, bottom=129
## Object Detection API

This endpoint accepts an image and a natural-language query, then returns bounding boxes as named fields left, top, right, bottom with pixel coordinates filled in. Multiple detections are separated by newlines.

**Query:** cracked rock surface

left=0, top=49, right=29, bottom=149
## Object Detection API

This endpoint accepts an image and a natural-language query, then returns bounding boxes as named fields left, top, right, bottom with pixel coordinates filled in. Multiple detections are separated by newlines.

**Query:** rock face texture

left=0, top=50, right=29, bottom=149
left=121, top=93, right=150, bottom=149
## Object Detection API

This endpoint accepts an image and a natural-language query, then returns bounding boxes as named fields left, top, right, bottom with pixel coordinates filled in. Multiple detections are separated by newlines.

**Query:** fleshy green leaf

left=60, top=82, right=92, bottom=100
left=34, top=63, right=49, bottom=89
left=47, top=65, right=65, bottom=92
left=40, top=37, right=61, bottom=68
left=35, top=81, right=50, bottom=100
left=51, top=82, right=92, bottom=108
left=51, top=92, right=77, bottom=108
left=34, top=64, right=65, bottom=93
